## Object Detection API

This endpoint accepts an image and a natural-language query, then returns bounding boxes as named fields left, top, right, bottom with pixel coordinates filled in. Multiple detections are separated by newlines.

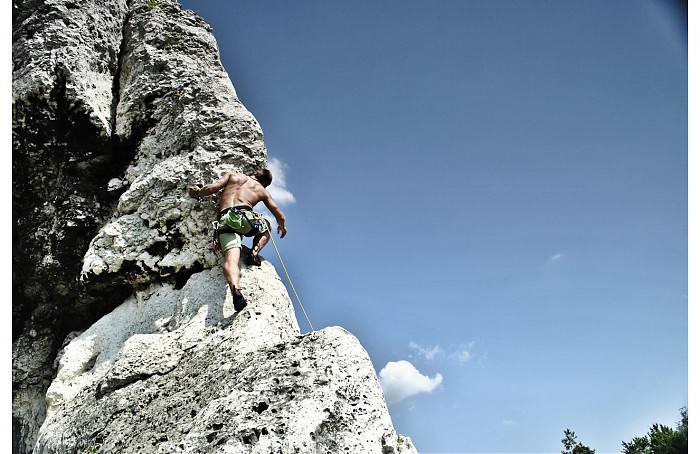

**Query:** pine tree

left=621, top=406, right=688, bottom=454
left=561, top=428, right=595, bottom=454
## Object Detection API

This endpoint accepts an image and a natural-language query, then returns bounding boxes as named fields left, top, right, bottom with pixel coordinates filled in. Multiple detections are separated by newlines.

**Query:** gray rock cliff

left=12, top=0, right=418, bottom=453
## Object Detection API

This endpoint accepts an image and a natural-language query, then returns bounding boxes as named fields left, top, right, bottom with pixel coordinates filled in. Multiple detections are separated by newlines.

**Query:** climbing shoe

left=232, top=288, right=247, bottom=312
left=245, top=253, right=262, bottom=267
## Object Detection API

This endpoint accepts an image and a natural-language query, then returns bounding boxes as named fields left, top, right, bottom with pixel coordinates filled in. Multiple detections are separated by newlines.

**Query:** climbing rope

left=268, top=232, right=315, bottom=332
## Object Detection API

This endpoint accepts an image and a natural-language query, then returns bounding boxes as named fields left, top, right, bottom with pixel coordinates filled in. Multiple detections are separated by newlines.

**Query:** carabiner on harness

left=254, top=216, right=269, bottom=233
left=211, top=221, right=221, bottom=252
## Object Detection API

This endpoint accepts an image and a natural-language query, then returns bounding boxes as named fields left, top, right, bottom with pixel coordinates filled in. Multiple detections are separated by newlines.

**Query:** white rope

left=268, top=232, right=315, bottom=332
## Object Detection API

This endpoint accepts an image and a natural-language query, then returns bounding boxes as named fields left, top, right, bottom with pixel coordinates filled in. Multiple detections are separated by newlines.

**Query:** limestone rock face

left=82, top=0, right=267, bottom=287
left=13, top=0, right=417, bottom=453
left=35, top=265, right=412, bottom=453
left=13, top=1, right=131, bottom=449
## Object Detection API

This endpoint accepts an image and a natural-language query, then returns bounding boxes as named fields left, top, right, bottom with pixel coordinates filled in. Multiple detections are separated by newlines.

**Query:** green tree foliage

left=561, top=429, right=595, bottom=454
left=621, top=406, right=688, bottom=454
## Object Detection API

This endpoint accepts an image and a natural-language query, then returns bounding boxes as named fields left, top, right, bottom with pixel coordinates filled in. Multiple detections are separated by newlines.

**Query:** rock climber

left=189, top=168, right=287, bottom=311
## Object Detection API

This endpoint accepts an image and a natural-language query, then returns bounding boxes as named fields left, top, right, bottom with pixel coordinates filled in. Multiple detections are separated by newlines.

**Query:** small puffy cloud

left=409, top=341, right=443, bottom=360
left=549, top=253, right=563, bottom=262
left=267, top=157, right=295, bottom=206
left=451, top=349, right=471, bottom=363
left=379, top=360, right=443, bottom=405
left=449, top=341, right=476, bottom=363
left=410, top=340, right=477, bottom=364
left=502, top=419, right=517, bottom=426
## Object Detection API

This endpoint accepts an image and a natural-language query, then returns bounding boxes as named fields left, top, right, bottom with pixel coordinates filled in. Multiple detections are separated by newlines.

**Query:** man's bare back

left=189, top=171, right=286, bottom=238
left=217, top=173, right=269, bottom=210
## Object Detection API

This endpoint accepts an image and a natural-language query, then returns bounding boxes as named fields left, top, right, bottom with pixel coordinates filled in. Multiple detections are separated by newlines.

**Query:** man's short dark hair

left=252, top=168, right=273, bottom=187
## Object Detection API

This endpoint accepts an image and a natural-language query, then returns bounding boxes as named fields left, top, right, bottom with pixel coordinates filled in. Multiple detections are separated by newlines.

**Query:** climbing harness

left=217, top=206, right=269, bottom=237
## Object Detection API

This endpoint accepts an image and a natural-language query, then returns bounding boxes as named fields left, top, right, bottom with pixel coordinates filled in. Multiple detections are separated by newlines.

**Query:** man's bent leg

left=246, top=231, right=270, bottom=267
left=251, top=231, right=271, bottom=255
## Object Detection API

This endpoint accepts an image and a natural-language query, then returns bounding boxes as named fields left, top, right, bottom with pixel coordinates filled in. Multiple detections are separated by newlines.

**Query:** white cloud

left=452, top=349, right=471, bottom=362
left=267, top=157, right=295, bottom=206
left=409, top=341, right=443, bottom=360
left=378, top=360, right=443, bottom=405
left=257, top=157, right=295, bottom=227
left=549, top=253, right=563, bottom=262
left=410, top=340, right=477, bottom=364
left=449, top=341, right=476, bottom=363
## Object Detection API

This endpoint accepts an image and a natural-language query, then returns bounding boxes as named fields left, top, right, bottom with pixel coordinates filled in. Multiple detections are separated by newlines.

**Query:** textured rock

left=12, top=0, right=127, bottom=135
left=84, top=0, right=267, bottom=288
left=12, top=1, right=131, bottom=449
left=12, top=0, right=131, bottom=315
left=35, top=264, right=414, bottom=453
left=12, top=0, right=418, bottom=453
left=13, top=0, right=268, bottom=445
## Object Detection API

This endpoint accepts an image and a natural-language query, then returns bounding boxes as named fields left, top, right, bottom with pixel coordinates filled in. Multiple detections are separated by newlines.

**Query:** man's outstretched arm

left=189, top=173, right=231, bottom=198
left=262, top=194, right=287, bottom=238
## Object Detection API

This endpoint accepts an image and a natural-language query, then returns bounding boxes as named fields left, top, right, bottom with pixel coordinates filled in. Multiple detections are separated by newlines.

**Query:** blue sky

left=172, top=1, right=686, bottom=452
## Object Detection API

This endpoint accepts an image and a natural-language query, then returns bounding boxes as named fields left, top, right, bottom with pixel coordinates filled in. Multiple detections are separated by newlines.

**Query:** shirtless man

left=189, top=168, right=287, bottom=310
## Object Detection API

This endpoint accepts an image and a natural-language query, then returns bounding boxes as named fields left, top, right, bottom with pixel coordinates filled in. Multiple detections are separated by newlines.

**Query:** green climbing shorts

left=219, top=232, right=243, bottom=253
left=217, top=206, right=271, bottom=253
